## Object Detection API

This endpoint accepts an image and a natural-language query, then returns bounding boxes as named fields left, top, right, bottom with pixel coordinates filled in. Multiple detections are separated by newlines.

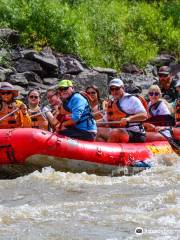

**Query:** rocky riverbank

left=0, top=28, right=180, bottom=100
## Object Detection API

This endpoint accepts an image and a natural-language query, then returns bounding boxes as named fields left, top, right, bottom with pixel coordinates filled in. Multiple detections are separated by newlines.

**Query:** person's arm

left=118, top=96, right=148, bottom=127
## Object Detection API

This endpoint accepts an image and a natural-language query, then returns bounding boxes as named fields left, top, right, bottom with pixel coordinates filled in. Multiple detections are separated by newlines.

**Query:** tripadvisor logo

left=135, top=227, right=143, bottom=235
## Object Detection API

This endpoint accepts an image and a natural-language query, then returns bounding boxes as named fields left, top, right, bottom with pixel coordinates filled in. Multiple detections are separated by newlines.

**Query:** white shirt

left=148, top=101, right=171, bottom=116
left=118, top=93, right=146, bottom=132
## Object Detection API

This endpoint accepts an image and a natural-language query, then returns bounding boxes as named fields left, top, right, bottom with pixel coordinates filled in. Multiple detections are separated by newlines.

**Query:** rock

left=43, top=78, right=58, bottom=85
left=0, top=67, right=13, bottom=81
left=22, top=47, right=58, bottom=70
left=144, top=64, right=158, bottom=77
left=13, top=59, right=44, bottom=75
left=151, top=54, right=176, bottom=67
left=21, top=49, right=37, bottom=59
left=69, top=70, right=109, bottom=98
left=57, top=54, right=85, bottom=74
left=93, top=67, right=117, bottom=76
left=0, top=48, right=9, bottom=65
left=28, top=81, right=50, bottom=90
left=0, top=28, right=19, bottom=44
left=10, top=48, right=22, bottom=61
left=120, top=73, right=157, bottom=95
left=122, top=63, right=143, bottom=74
left=9, top=73, right=29, bottom=86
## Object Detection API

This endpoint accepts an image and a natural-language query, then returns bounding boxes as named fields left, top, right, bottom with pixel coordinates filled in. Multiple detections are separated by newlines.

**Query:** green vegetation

left=0, top=0, right=179, bottom=69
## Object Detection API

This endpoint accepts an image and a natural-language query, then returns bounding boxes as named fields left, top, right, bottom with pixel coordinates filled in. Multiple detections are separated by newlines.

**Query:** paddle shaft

left=29, top=109, right=51, bottom=118
left=0, top=108, right=19, bottom=122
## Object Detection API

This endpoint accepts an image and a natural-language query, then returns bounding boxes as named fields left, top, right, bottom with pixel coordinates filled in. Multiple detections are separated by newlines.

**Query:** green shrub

left=0, top=0, right=179, bottom=69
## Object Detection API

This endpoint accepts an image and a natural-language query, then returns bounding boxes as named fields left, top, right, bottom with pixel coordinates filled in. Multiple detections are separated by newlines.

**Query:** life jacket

left=149, top=100, right=162, bottom=117
left=107, top=100, right=127, bottom=127
left=137, top=95, right=148, bottom=113
left=57, top=92, right=94, bottom=128
left=107, top=95, right=146, bottom=129
left=28, top=107, right=48, bottom=131
left=0, top=100, right=26, bottom=129
left=175, top=98, right=180, bottom=127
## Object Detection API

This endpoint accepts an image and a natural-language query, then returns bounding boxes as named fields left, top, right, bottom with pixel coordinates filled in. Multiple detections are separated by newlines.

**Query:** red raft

left=0, top=128, right=173, bottom=175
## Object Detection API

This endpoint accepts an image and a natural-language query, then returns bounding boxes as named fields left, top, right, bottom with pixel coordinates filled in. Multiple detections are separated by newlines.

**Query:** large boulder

left=13, top=59, right=44, bottom=75
left=61, top=69, right=109, bottom=98
left=57, top=54, right=85, bottom=75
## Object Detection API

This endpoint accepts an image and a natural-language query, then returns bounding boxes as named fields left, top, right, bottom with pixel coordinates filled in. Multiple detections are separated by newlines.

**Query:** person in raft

left=144, top=84, right=173, bottom=132
left=85, top=85, right=107, bottom=121
left=0, top=82, right=31, bottom=128
left=56, top=79, right=97, bottom=141
left=96, top=78, right=148, bottom=143
left=27, top=89, right=54, bottom=131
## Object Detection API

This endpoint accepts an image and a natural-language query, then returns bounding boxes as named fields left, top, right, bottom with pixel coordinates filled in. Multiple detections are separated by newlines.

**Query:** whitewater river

left=0, top=154, right=179, bottom=240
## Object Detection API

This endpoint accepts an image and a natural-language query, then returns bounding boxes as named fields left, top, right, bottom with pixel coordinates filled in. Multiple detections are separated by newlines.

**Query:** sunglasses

left=29, top=95, right=39, bottom=99
left=59, top=87, right=69, bottom=91
left=110, top=87, right=121, bottom=91
left=86, top=91, right=96, bottom=95
left=148, top=92, right=160, bottom=96
left=0, top=91, right=13, bottom=95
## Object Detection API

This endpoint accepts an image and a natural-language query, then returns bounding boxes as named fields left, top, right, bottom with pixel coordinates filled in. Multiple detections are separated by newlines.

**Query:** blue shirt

left=66, top=93, right=97, bottom=132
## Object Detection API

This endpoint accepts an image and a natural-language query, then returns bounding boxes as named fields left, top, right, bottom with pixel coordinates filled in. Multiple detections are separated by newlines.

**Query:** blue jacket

left=63, top=92, right=97, bottom=132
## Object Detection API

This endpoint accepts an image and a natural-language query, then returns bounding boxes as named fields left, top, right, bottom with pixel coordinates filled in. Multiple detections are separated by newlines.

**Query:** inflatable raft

left=0, top=128, right=174, bottom=176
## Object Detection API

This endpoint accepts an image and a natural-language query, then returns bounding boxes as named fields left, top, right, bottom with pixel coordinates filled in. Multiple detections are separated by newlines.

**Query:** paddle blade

left=159, top=128, right=180, bottom=156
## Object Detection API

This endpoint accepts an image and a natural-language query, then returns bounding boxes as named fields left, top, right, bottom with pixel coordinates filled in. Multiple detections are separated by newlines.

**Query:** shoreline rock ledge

left=0, top=28, right=179, bottom=99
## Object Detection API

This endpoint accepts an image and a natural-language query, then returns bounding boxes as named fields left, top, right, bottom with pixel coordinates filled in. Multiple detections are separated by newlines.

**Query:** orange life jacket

left=107, top=99, right=127, bottom=127
left=28, top=107, right=48, bottom=131
left=175, top=98, right=180, bottom=127
left=107, top=95, right=147, bottom=128
left=0, top=101, right=26, bottom=129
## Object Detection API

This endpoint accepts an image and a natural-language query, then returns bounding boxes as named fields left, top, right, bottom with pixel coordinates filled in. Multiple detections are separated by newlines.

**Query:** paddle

left=97, top=114, right=175, bottom=127
left=29, top=109, right=52, bottom=118
left=0, top=108, right=19, bottom=122
left=158, top=128, right=180, bottom=156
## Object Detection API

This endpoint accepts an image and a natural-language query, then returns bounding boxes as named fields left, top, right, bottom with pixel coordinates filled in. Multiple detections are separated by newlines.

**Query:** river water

left=0, top=153, right=179, bottom=240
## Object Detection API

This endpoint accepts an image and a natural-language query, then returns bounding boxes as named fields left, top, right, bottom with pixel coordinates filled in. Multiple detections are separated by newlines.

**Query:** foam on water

left=0, top=153, right=179, bottom=239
